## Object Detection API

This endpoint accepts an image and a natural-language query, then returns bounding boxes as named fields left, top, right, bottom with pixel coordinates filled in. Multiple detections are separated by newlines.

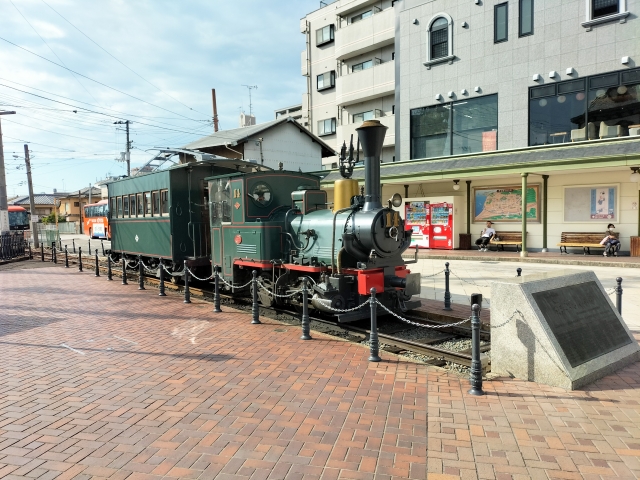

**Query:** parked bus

left=8, top=206, right=30, bottom=230
left=83, top=199, right=110, bottom=239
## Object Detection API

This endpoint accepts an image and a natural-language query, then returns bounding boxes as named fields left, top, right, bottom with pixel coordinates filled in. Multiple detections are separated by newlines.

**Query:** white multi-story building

left=301, top=0, right=398, bottom=169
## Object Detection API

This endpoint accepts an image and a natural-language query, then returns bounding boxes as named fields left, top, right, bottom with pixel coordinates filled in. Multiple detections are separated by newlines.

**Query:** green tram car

left=107, top=159, right=262, bottom=275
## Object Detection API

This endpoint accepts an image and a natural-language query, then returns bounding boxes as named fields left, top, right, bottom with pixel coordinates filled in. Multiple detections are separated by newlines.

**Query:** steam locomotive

left=108, top=120, right=421, bottom=322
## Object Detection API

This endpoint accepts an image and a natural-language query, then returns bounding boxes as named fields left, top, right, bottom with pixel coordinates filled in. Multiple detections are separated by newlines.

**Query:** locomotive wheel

left=257, top=278, right=274, bottom=307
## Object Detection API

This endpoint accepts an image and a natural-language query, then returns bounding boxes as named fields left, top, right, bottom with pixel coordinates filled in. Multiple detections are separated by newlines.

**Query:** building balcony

left=334, top=7, right=394, bottom=60
left=335, top=61, right=394, bottom=106
left=338, top=114, right=395, bottom=148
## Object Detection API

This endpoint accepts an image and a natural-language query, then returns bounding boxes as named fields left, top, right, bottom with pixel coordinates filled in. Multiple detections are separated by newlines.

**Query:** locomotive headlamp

left=390, top=193, right=403, bottom=208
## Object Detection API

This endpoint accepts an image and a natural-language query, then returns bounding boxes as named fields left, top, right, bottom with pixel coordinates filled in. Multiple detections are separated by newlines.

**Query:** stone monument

left=491, top=270, right=640, bottom=390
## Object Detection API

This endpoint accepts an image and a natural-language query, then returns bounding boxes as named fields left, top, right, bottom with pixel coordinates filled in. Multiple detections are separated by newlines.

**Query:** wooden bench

left=557, top=232, right=611, bottom=255
left=489, top=231, right=524, bottom=252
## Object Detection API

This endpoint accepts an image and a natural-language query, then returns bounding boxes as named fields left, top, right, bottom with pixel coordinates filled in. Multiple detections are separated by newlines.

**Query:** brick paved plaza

left=1, top=263, right=639, bottom=479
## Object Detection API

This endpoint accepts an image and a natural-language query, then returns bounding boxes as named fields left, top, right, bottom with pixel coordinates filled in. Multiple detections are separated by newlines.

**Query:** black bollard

left=122, top=257, right=128, bottom=285
left=41, top=243, right=44, bottom=262
left=158, top=259, right=166, bottom=296
left=468, top=303, right=485, bottom=396
left=78, top=246, right=83, bottom=272
left=138, top=255, right=145, bottom=290
left=443, top=262, right=452, bottom=311
left=52, top=242, right=57, bottom=264
left=213, top=265, right=221, bottom=312
left=615, top=277, right=623, bottom=315
left=183, top=260, right=191, bottom=303
left=101, top=240, right=105, bottom=256
left=64, top=246, right=69, bottom=268
left=88, top=239, right=91, bottom=256
left=107, top=254, right=112, bottom=280
left=251, top=270, right=260, bottom=324
left=95, top=249, right=100, bottom=277
left=516, top=267, right=522, bottom=277
left=369, top=288, right=381, bottom=362
left=72, top=238, right=76, bottom=253
left=301, top=278, right=311, bottom=340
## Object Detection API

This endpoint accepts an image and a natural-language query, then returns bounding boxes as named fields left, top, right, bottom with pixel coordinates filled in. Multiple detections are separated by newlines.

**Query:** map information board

left=474, top=184, right=540, bottom=223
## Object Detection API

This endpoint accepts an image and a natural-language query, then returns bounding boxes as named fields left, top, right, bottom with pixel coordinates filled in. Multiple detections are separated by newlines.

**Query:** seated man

left=475, top=221, right=495, bottom=252
left=600, top=223, right=620, bottom=257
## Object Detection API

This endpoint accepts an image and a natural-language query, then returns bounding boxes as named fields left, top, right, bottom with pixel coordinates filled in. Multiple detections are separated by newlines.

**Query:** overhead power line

left=10, top=0, right=99, bottom=105
left=41, top=0, right=210, bottom=118
left=0, top=35, right=206, bottom=122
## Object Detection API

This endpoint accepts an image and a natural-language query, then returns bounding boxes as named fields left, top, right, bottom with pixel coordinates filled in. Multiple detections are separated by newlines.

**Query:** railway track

left=36, top=250, right=491, bottom=370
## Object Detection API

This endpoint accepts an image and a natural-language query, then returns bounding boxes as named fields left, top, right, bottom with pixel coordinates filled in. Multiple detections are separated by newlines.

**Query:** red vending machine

left=429, top=202, right=454, bottom=249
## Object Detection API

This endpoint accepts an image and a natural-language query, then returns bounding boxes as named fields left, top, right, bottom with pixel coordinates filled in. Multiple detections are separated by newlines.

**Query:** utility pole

left=211, top=89, right=219, bottom=132
left=88, top=183, right=92, bottom=205
left=24, top=144, right=39, bottom=248
left=113, top=120, right=131, bottom=176
left=0, top=110, right=16, bottom=234
left=78, top=190, right=83, bottom=234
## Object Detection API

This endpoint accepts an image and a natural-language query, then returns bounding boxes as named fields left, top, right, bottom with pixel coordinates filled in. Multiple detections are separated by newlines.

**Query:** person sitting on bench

left=475, top=221, right=495, bottom=252
left=600, top=223, right=620, bottom=257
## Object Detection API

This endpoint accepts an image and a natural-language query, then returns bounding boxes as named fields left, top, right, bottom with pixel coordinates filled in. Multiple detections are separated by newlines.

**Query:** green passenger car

left=108, top=160, right=246, bottom=273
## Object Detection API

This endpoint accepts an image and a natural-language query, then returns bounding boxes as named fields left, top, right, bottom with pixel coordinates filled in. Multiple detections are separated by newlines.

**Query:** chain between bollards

left=369, top=288, right=381, bottom=362
left=78, top=246, right=83, bottom=272
left=443, top=262, right=452, bottom=311
left=183, top=260, right=191, bottom=303
left=158, top=259, right=166, bottom=296
left=516, top=267, right=522, bottom=277
left=138, top=255, right=145, bottom=290
left=300, top=278, right=311, bottom=340
left=251, top=270, right=261, bottom=324
left=94, top=249, right=100, bottom=277
left=468, top=303, right=484, bottom=396
left=213, top=265, right=221, bottom=312
left=107, top=253, right=112, bottom=280
left=615, top=277, right=623, bottom=315
left=122, top=257, right=128, bottom=285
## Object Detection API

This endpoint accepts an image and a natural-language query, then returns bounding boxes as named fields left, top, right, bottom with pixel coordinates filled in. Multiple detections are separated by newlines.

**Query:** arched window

left=425, top=13, right=454, bottom=68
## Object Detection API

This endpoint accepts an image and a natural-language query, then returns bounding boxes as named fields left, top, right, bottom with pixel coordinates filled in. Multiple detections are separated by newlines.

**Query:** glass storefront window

left=452, top=96, right=499, bottom=155
left=528, top=68, right=640, bottom=145
left=410, top=95, right=498, bottom=159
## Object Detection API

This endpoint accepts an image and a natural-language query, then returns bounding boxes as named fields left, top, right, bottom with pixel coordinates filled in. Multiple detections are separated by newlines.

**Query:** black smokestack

left=356, top=120, right=387, bottom=212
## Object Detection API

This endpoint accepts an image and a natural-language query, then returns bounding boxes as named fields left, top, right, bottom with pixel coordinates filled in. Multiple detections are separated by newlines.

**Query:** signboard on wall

left=564, top=185, right=618, bottom=222
left=473, top=185, right=540, bottom=223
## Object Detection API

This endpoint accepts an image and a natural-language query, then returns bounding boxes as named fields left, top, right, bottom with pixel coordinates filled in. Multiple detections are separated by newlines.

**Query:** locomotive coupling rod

left=368, top=288, right=381, bottom=362
left=251, top=270, right=261, bottom=324
left=468, top=304, right=485, bottom=396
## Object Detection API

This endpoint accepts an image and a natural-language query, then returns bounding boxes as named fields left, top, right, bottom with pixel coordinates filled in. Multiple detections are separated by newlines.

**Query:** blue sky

left=1, top=0, right=319, bottom=197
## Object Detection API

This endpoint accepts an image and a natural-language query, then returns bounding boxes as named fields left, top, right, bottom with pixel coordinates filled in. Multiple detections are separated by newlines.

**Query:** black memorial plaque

left=531, top=281, right=632, bottom=368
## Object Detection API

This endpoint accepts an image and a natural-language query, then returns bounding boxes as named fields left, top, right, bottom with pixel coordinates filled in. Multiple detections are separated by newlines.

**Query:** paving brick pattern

left=1, top=264, right=640, bottom=479
left=0, top=266, right=426, bottom=479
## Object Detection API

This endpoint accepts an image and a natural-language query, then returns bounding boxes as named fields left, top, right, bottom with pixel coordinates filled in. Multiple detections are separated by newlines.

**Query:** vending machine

left=429, top=202, right=454, bottom=250
left=404, top=201, right=430, bottom=248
